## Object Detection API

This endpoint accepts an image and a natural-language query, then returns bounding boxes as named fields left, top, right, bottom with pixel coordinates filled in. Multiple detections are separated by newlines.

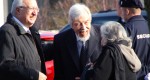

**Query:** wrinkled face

left=16, top=0, right=39, bottom=27
left=72, top=15, right=91, bottom=38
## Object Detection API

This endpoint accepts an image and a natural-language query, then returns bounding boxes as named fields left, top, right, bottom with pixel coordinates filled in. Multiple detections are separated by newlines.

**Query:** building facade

left=0, top=0, right=13, bottom=27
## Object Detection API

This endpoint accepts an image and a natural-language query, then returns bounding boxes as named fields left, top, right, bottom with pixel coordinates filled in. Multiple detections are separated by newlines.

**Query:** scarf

left=118, top=44, right=141, bottom=72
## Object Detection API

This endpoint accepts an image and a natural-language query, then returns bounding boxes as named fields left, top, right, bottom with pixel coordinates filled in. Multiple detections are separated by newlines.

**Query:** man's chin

left=28, top=22, right=35, bottom=27
left=78, top=34, right=90, bottom=42
left=78, top=37, right=87, bottom=42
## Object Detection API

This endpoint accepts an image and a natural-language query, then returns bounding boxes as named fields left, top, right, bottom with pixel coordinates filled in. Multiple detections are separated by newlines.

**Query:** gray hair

left=68, top=3, right=92, bottom=25
left=11, top=0, right=24, bottom=15
left=101, top=21, right=132, bottom=46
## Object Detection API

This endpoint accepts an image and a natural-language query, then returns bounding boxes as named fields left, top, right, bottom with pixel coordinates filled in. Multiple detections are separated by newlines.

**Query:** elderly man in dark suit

left=0, top=0, right=47, bottom=80
left=53, top=3, right=101, bottom=80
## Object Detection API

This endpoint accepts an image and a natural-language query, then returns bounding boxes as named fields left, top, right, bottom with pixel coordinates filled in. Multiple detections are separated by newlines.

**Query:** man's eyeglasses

left=19, top=6, right=39, bottom=12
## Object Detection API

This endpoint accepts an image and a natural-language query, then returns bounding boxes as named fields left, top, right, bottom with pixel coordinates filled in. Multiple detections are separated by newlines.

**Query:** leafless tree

left=36, top=0, right=117, bottom=30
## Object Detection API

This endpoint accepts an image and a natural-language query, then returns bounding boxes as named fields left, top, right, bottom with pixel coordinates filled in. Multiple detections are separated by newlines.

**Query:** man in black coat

left=0, top=0, right=47, bottom=80
left=53, top=3, right=101, bottom=80
left=120, top=0, right=150, bottom=80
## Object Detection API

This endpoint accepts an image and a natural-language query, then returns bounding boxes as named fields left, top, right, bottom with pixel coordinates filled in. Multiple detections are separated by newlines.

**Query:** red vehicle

left=40, top=31, right=57, bottom=80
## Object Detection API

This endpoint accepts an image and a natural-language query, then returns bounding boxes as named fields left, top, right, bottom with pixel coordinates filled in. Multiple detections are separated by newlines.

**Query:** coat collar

left=6, top=13, right=27, bottom=35
left=127, top=15, right=145, bottom=23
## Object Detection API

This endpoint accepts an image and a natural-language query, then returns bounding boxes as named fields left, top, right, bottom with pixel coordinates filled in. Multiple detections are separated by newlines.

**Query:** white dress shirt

left=13, top=16, right=30, bottom=33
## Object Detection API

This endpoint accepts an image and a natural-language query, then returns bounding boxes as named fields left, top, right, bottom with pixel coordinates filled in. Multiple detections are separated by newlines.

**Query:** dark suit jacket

left=0, top=14, right=46, bottom=80
left=53, top=26, right=101, bottom=80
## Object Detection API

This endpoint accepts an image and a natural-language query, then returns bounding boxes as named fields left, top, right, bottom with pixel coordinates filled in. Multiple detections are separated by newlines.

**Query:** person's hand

left=75, top=77, right=80, bottom=80
left=38, top=72, right=47, bottom=80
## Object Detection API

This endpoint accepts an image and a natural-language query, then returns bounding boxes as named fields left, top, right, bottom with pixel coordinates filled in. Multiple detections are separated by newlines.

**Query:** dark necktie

left=80, top=41, right=87, bottom=72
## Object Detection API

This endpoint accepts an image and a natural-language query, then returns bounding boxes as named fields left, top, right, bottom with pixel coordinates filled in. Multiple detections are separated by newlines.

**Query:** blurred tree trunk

left=144, top=0, right=150, bottom=30
left=80, top=0, right=85, bottom=3
left=102, top=0, right=106, bottom=10
left=36, top=0, right=118, bottom=30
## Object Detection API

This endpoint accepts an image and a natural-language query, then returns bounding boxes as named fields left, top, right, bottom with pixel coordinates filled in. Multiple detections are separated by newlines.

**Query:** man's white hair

left=11, top=0, right=24, bottom=15
left=68, top=3, right=92, bottom=25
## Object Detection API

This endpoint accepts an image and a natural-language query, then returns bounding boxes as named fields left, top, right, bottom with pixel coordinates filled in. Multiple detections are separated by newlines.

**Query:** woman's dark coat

left=86, top=43, right=136, bottom=80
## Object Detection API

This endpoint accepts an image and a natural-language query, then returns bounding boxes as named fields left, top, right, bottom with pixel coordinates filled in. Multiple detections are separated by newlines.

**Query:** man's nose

left=32, top=10, right=38, bottom=16
left=80, top=23, right=86, bottom=29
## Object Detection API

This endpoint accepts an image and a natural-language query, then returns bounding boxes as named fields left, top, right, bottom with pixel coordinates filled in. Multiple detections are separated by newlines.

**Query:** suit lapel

left=86, top=26, right=100, bottom=61
left=66, top=29, right=80, bottom=71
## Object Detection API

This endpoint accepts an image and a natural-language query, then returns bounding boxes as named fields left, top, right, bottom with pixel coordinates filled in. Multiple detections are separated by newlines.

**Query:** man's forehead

left=74, top=15, right=91, bottom=21
left=23, top=0, right=38, bottom=7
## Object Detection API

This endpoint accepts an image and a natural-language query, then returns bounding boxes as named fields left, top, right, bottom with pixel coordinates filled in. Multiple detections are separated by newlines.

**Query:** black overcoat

left=0, top=14, right=46, bottom=80
left=86, top=43, right=136, bottom=80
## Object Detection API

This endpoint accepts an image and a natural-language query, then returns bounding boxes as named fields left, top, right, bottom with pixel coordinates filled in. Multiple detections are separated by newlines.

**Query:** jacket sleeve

left=0, top=30, right=39, bottom=80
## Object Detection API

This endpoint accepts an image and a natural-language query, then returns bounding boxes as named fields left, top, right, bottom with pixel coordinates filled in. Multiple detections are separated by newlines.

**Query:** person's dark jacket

left=53, top=25, right=101, bottom=80
left=124, top=15, right=150, bottom=80
left=85, top=43, right=136, bottom=80
left=0, top=13, right=46, bottom=80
